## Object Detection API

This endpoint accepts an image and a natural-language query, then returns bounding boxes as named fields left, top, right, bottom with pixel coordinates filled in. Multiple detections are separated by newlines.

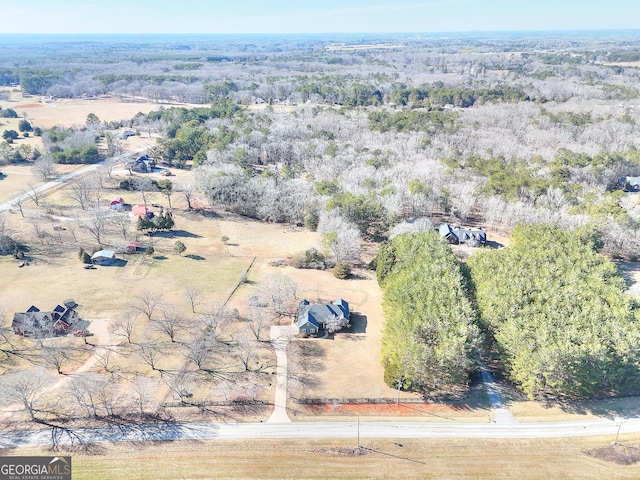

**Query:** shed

left=125, top=241, right=143, bottom=253
left=110, top=196, right=125, bottom=210
left=91, top=249, right=116, bottom=265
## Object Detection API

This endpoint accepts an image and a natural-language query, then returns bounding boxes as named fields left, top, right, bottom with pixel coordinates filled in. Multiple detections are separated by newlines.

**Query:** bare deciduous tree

left=94, top=349, right=119, bottom=377
left=129, top=376, right=154, bottom=417
left=67, top=373, right=114, bottom=417
left=12, top=196, right=25, bottom=217
left=23, top=183, right=42, bottom=207
left=65, top=177, right=94, bottom=210
left=32, top=157, right=56, bottom=181
left=152, top=306, right=184, bottom=343
left=131, top=291, right=163, bottom=322
left=318, top=212, right=361, bottom=262
left=112, top=212, right=133, bottom=240
left=235, top=330, right=259, bottom=372
left=184, top=285, right=202, bottom=314
left=137, top=341, right=165, bottom=373
left=184, top=337, right=211, bottom=370
left=133, top=177, right=157, bottom=207
left=201, top=304, right=233, bottom=343
left=113, top=313, right=138, bottom=344
left=0, top=367, right=53, bottom=421
left=77, top=208, right=109, bottom=245
left=176, top=182, right=197, bottom=210
left=41, top=342, right=71, bottom=374
left=248, top=306, right=271, bottom=342
left=258, top=273, right=298, bottom=317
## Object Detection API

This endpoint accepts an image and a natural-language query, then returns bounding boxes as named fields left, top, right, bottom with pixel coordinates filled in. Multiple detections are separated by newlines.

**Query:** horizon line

left=1, top=28, right=639, bottom=36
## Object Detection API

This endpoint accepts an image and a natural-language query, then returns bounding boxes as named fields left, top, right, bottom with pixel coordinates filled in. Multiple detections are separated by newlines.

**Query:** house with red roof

left=110, top=196, right=125, bottom=210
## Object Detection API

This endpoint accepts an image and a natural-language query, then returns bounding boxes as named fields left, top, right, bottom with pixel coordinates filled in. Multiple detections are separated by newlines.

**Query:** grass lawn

left=4, top=434, right=640, bottom=479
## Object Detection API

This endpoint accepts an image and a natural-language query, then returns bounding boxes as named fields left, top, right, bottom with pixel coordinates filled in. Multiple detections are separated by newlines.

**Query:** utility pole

left=613, top=417, right=624, bottom=446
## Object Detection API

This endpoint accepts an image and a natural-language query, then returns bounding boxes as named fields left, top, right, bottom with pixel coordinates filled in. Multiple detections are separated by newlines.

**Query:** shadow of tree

left=152, top=230, right=203, bottom=239
left=553, top=395, right=640, bottom=420
left=185, top=254, right=206, bottom=261
left=615, top=260, right=639, bottom=289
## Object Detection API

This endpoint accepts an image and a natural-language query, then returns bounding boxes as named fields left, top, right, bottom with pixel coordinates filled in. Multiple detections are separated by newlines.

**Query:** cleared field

left=0, top=91, right=172, bottom=129
left=0, top=164, right=41, bottom=203
left=0, top=163, right=93, bottom=205
left=4, top=435, right=640, bottom=479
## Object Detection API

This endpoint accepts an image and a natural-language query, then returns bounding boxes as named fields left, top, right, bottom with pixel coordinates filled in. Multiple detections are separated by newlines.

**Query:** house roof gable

left=91, top=249, right=115, bottom=260
left=297, top=298, right=349, bottom=329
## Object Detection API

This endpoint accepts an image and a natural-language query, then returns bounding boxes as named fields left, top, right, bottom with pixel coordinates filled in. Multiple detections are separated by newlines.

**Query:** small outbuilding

left=125, top=241, right=144, bottom=253
left=110, top=196, right=125, bottom=210
left=91, top=249, right=116, bottom=265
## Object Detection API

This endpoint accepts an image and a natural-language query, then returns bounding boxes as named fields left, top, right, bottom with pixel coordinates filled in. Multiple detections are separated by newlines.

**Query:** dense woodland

left=377, top=232, right=481, bottom=394
left=3, top=32, right=640, bottom=401
left=4, top=32, right=640, bottom=258
left=378, top=227, right=640, bottom=399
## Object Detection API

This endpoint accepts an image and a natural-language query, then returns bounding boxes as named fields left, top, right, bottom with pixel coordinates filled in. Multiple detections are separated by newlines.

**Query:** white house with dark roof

left=91, top=249, right=116, bottom=265
left=297, top=298, right=350, bottom=335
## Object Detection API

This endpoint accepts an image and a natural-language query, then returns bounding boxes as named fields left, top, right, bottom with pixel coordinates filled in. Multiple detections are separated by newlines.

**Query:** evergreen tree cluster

left=378, top=231, right=481, bottom=394
left=136, top=211, right=175, bottom=233
left=378, top=225, right=640, bottom=399
left=468, top=224, right=640, bottom=399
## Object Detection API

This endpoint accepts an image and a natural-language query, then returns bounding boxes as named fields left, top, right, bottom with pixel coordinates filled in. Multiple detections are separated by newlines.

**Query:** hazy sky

left=2, top=0, right=638, bottom=34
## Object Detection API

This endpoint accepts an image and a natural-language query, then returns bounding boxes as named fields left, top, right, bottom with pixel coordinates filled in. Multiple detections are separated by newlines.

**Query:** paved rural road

left=1, top=417, right=638, bottom=448
left=0, top=149, right=148, bottom=212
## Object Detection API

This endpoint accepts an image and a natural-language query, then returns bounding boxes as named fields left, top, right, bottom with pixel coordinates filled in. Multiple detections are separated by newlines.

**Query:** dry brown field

left=1, top=149, right=412, bottom=421
left=4, top=434, right=640, bottom=479
left=0, top=88, right=175, bottom=129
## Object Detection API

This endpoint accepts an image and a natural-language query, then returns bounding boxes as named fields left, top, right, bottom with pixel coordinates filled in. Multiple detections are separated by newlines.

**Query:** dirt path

left=481, top=367, right=518, bottom=424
